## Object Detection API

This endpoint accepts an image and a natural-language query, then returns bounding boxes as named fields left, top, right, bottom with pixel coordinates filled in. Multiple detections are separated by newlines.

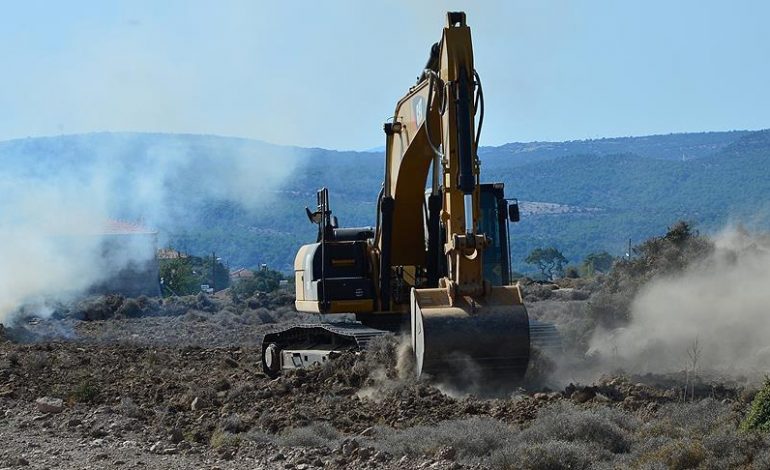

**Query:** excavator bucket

left=410, top=285, right=530, bottom=387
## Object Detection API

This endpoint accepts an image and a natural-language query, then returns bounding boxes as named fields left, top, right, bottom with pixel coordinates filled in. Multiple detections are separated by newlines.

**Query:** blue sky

left=1, top=0, right=768, bottom=150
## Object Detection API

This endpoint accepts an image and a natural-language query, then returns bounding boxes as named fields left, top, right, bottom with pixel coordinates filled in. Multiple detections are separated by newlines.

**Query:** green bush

left=741, top=379, right=770, bottom=432
left=71, top=380, right=100, bottom=403
left=231, top=269, right=284, bottom=297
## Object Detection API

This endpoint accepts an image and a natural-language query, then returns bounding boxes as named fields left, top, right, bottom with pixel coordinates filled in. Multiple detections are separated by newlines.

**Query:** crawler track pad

left=411, top=286, right=530, bottom=388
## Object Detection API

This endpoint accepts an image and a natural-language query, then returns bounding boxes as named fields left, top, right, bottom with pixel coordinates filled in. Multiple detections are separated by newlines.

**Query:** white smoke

left=0, top=134, right=302, bottom=325
left=588, top=226, right=770, bottom=377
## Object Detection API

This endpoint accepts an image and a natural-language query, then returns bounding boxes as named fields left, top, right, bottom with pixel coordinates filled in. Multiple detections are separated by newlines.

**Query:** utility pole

left=211, top=251, right=216, bottom=292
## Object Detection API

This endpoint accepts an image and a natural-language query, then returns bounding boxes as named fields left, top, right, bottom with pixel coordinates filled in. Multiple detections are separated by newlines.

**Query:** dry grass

left=278, top=422, right=340, bottom=448
left=369, top=417, right=512, bottom=461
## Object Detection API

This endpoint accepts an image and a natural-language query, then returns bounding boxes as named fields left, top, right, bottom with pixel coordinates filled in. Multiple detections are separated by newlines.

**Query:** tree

left=159, top=252, right=230, bottom=296
left=525, top=247, right=568, bottom=280
left=159, top=257, right=199, bottom=296
left=581, top=251, right=615, bottom=276
left=231, top=268, right=284, bottom=298
left=202, top=255, right=230, bottom=291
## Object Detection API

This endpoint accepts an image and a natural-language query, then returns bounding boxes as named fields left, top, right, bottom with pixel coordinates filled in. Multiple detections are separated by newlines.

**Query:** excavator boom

left=266, top=12, right=532, bottom=388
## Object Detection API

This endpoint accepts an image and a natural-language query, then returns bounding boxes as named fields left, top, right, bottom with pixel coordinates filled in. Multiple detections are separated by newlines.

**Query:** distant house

left=230, top=268, right=255, bottom=282
left=87, top=220, right=162, bottom=297
left=157, top=248, right=189, bottom=260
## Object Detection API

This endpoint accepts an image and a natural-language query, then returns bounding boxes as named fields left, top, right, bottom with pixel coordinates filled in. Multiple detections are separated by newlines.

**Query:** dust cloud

left=588, top=226, right=770, bottom=377
left=0, top=134, right=302, bottom=325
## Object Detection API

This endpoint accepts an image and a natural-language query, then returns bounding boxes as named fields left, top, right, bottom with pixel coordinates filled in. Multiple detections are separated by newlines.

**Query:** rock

left=149, top=441, right=163, bottom=453
left=341, top=439, right=359, bottom=457
left=35, top=397, right=63, bottom=414
left=435, top=446, right=456, bottom=461
left=169, top=427, right=184, bottom=444
left=270, top=453, right=286, bottom=462
left=9, top=457, right=29, bottom=467
left=90, top=439, right=106, bottom=447
left=572, top=388, right=596, bottom=403
left=66, top=418, right=82, bottom=428
left=593, top=393, right=611, bottom=403
left=533, top=392, right=549, bottom=401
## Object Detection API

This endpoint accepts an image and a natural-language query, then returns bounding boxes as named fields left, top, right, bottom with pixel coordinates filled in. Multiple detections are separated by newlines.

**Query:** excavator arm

left=381, top=12, right=530, bottom=383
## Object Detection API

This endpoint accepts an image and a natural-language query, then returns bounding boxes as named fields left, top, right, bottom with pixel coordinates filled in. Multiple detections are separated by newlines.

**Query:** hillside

left=1, top=129, right=768, bottom=273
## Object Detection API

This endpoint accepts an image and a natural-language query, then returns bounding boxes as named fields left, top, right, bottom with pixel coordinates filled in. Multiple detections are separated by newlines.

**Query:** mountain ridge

left=2, top=129, right=768, bottom=274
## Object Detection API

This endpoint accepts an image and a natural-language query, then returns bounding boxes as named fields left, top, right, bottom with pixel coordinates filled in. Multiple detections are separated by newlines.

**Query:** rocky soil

left=0, top=292, right=766, bottom=469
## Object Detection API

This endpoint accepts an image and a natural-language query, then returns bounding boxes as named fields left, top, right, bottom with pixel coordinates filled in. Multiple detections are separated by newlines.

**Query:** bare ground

left=0, top=294, right=767, bottom=469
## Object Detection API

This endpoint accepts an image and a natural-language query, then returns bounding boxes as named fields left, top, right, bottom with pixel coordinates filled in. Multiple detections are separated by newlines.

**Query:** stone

left=169, top=427, right=184, bottom=444
left=341, top=439, right=359, bottom=457
left=10, top=457, right=29, bottom=467
left=90, top=439, right=106, bottom=447
left=35, top=397, right=63, bottom=414
left=572, top=388, right=596, bottom=403
left=435, top=446, right=456, bottom=461
left=593, top=393, right=611, bottom=403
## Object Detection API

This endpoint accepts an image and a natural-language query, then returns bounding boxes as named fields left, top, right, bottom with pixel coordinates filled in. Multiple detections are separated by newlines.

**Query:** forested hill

left=2, top=129, right=768, bottom=274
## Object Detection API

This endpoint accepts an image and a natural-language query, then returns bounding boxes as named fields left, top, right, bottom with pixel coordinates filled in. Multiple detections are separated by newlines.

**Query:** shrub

left=490, top=440, right=611, bottom=470
left=519, top=402, right=637, bottom=453
left=278, top=422, right=340, bottom=448
left=741, top=379, right=770, bottom=432
left=71, top=379, right=100, bottom=403
left=118, top=397, right=144, bottom=419
left=370, top=417, right=511, bottom=461
left=117, top=298, right=142, bottom=318
left=245, top=428, right=275, bottom=446
left=650, top=438, right=707, bottom=469
left=220, top=414, right=248, bottom=433
left=660, top=399, right=732, bottom=436
left=210, top=429, right=241, bottom=449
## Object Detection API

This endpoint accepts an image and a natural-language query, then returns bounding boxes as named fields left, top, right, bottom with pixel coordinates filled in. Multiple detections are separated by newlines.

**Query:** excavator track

left=261, top=318, right=561, bottom=382
left=260, top=322, right=391, bottom=377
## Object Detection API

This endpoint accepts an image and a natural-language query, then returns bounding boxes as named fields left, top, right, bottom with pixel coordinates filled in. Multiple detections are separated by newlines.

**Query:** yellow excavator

left=262, top=12, right=534, bottom=386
